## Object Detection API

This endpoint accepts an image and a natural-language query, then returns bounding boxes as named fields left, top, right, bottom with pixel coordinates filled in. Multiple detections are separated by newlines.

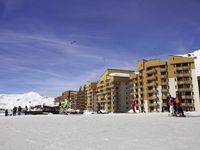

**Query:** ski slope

left=0, top=92, right=54, bottom=109
left=0, top=112, right=200, bottom=150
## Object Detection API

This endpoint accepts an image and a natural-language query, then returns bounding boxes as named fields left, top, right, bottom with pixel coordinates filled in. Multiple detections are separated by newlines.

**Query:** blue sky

left=0, top=0, right=200, bottom=96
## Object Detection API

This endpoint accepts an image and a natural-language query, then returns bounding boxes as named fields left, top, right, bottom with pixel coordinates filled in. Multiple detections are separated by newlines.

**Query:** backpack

left=175, top=97, right=180, bottom=104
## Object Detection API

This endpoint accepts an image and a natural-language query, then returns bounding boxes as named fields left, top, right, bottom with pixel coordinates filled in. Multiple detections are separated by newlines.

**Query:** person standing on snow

left=5, top=109, right=8, bottom=116
left=24, top=106, right=28, bottom=115
left=131, top=97, right=136, bottom=113
left=13, top=106, right=17, bottom=116
left=97, top=102, right=102, bottom=114
left=18, top=106, right=22, bottom=115
left=175, top=94, right=185, bottom=117
left=168, top=95, right=175, bottom=116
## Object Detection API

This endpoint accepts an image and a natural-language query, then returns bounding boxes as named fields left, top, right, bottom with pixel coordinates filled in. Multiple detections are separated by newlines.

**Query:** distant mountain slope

left=0, top=92, right=54, bottom=109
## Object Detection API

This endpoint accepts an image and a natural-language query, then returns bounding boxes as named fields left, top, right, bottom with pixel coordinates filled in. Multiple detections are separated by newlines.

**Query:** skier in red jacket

left=131, top=97, right=136, bottom=113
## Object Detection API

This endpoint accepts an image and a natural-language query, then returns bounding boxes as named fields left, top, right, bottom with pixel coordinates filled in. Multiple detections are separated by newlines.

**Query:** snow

left=0, top=92, right=54, bottom=109
left=0, top=112, right=200, bottom=150
left=179, top=49, right=200, bottom=76
left=109, top=73, right=130, bottom=77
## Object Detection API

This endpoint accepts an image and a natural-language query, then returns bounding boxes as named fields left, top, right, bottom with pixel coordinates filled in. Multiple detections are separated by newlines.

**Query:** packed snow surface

left=0, top=112, right=200, bottom=150
left=0, top=92, right=54, bottom=109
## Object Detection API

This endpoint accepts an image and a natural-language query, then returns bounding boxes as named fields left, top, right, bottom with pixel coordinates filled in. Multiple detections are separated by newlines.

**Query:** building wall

left=168, top=56, right=197, bottom=111
left=76, top=86, right=86, bottom=111
left=95, top=69, right=133, bottom=113
left=191, top=69, right=200, bottom=111
left=168, top=78, right=176, bottom=98
left=137, top=59, right=168, bottom=112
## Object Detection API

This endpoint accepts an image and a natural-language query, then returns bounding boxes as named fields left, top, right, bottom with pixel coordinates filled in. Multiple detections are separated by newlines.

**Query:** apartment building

left=130, top=55, right=200, bottom=112
left=137, top=59, right=168, bottom=112
left=76, top=86, right=86, bottom=111
left=96, top=69, right=134, bottom=113
left=168, top=55, right=200, bottom=111
left=85, top=81, right=97, bottom=112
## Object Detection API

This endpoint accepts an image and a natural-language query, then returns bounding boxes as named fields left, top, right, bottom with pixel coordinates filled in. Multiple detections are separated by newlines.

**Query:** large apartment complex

left=60, top=53, right=200, bottom=113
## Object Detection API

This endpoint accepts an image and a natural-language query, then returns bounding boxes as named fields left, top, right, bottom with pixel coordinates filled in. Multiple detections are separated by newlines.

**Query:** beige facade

left=168, top=55, right=200, bottom=111
left=130, top=55, right=200, bottom=112
left=96, top=69, right=134, bottom=113
left=136, top=59, right=168, bottom=112
left=85, top=81, right=97, bottom=112
left=76, top=55, right=200, bottom=113
left=76, top=86, right=86, bottom=111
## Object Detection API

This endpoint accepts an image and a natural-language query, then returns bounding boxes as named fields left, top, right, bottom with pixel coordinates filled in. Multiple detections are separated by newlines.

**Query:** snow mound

left=109, top=73, right=130, bottom=77
left=0, top=91, right=54, bottom=109
left=179, top=49, right=200, bottom=76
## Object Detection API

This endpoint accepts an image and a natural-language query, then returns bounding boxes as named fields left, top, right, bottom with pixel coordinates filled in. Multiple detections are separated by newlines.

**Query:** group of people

left=167, top=94, right=185, bottom=117
left=5, top=105, right=28, bottom=116
left=131, top=94, right=185, bottom=117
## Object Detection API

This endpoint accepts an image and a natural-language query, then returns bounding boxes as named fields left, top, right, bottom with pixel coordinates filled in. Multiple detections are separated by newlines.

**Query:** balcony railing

left=177, top=88, right=193, bottom=92
left=176, top=66, right=190, bottom=70
left=177, top=80, right=192, bottom=85
left=181, top=95, right=193, bottom=99
left=176, top=73, right=191, bottom=77
left=146, top=69, right=156, bottom=74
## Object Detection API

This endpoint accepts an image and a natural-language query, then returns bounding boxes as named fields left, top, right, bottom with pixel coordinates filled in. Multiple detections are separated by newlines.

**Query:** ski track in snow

left=0, top=113, right=200, bottom=150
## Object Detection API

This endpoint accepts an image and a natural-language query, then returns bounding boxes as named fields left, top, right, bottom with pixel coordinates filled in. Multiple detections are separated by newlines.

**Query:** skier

left=131, top=97, right=136, bottom=113
left=5, top=109, right=8, bottom=116
left=24, top=106, right=28, bottom=115
left=59, top=100, right=68, bottom=114
left=168, top=95, right=175, bottom=116
left=166, top=95, right=170, bottom=112
left=175, top=94, right=185, bottom=117
left=18, top=106, right=22, bottom=115
left=97, top=102, right=102, bottom=114
left=13, top=106, right=17, bottom=116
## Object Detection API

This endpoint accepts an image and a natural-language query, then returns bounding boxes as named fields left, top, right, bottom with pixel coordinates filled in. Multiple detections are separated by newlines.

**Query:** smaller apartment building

left=137, top=59, right=168, bottom=112
left=96, top=69, right=134, bottom=113
left=76, top=86, right=86, bottom=111
left=85, top=82, right=97, bottom=112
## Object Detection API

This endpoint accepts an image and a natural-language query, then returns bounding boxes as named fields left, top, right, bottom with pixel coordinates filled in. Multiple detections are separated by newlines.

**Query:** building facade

left=85, top=82, right=97, bottom=112
left=136, top=59, right=168, bottom=112
left=130, top=55, right=200, bottom=112
left=96, top=69, right=134, bottom=113
left=168, top=55, right=200, bottom=111
left=76, top=86, right=86, bottom=111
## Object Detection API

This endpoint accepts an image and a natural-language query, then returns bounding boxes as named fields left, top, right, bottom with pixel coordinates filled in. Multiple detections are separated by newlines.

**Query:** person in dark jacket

left=175, top=94, right=185, bottom=117
left=5, top=109, right=8, bottom=116
left=18, top=106, right=22, bottom=115
left=24, top=106, right=28, bottom=115
left=97, top=102, right=102, bottom=114
left=13, top=106, right=17, bottom=116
